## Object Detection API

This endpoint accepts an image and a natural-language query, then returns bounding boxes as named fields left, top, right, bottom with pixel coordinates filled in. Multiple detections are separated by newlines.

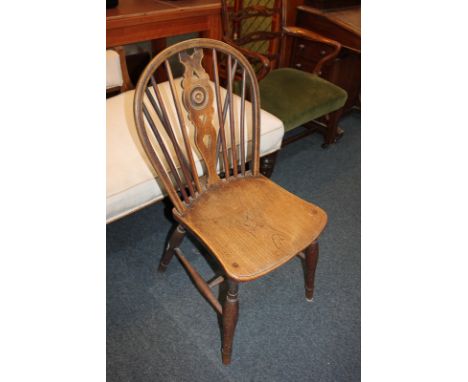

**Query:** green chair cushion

left=259, top=68, right=348, bottom=132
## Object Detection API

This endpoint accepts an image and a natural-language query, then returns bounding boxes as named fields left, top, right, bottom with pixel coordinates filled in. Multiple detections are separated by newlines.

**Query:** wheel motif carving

left=189, top=86, right=209, bottom=110
left=179, top=48, right=219, bottom=186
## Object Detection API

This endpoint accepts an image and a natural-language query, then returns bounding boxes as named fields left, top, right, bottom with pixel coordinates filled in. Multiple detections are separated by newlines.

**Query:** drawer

left=291, top=56, right=332, bottom=78
left=290, top=59, right=316, bottom=73
left=294, top=38, right=336, bottom=62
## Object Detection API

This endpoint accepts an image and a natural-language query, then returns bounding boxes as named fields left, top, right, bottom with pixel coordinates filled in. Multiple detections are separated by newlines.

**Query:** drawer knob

left=295, top=63, right=302, bottom=68
left=298, top=44, right=305, bottom=49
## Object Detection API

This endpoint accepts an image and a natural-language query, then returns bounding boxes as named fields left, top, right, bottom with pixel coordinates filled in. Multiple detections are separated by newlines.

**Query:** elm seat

left=259, top=68, right=348, bottom=132
left=176, top=175, right=327, bottom=281
left=106, top=82, right=285, bottom=223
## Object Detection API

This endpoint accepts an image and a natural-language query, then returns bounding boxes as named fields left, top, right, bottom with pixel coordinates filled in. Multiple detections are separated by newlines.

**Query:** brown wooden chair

left=133, top=38, right=327, bottom=365
left=221, top=0, right=348, bottom=151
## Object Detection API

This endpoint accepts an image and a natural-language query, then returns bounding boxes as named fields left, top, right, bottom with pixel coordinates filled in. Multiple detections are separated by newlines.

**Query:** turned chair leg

left=259, top=151, right=278, bottom=178
left=321, top=110, right=344, bottom=148
left=159, top=225, right=186, bottom=272
left=305, top=241, right=319, bottom=301
left=221, top=279, right=239, bottom=365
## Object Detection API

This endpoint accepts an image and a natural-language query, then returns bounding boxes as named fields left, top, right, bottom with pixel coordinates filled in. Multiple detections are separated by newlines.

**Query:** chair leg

left=159, top=225, right=186, bottom=272
left=259, top=151, right=278, bottom=178
left=321, top=110, right=344, bottom=148
left=305, top=241, right=319, bottom=301
left=221, top=279, right=239, bottom=365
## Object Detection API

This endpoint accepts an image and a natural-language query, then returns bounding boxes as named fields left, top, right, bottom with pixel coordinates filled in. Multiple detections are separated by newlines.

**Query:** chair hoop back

left=133, top=38, right=261, bottom=214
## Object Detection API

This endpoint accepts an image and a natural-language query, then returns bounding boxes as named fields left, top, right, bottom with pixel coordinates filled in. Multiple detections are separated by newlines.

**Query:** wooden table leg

left=200, top=15, right=222, bottom=79
left=151, top=38, right=167, bottom=58
left=200, top=15, right=222, bottom=40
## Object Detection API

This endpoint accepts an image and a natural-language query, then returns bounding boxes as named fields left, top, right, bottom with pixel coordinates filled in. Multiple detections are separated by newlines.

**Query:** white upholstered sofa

left=106, top=51, right=285, bottom=223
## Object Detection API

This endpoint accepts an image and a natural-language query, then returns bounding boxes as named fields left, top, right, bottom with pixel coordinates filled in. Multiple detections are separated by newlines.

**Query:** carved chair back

left=133, top=38, right=261, bottom=215
left=222, top=0, right=341, bottom=82
left=222, top=0, right=284, bottom=73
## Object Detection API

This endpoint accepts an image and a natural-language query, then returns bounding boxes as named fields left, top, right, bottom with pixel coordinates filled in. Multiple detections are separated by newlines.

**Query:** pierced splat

left=134, top=39, right=261, bottom=213
left=179, top=49, right=220, bottom=187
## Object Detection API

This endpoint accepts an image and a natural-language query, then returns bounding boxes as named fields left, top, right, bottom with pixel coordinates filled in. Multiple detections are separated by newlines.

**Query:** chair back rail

left=222, top=0, right=283, bottom=70
left=133, top=38, right=261, bottom=215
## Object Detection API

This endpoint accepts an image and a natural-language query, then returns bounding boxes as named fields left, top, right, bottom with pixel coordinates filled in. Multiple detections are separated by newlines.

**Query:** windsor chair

left=221, top=0, right=348, bottom=149
left=133, top=38, right=327, bottom=364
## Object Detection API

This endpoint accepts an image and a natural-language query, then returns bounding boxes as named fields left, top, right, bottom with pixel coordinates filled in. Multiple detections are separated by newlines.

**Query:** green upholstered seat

left=259, top=68, right=348, bottom=132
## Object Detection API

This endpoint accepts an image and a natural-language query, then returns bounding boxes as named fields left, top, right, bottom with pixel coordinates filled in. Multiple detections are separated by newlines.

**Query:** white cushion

left=106, top=50, right=124, bottom=90
left=106, top=80, right=284, bottom=223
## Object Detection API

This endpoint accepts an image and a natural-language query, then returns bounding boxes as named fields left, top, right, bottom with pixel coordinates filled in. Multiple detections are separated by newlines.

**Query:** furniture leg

left=259, top=151, right=278, bottom=178
left=201, top=15, right=222, bottom=79
left=321, top=109, right=344, bottom=148
left=159, top=225, right=186, bottom=272
left=151, top=39, right=167, bottom=57
left=200, top=14, right=222, bottom=40
left=305, top=241, right=319, bottom=301
left=221, top=279, right=239, bottom=365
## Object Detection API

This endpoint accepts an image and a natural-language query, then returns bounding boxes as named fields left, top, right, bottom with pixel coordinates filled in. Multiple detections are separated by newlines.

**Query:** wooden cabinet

left=292, top=5, right=361, bottom=113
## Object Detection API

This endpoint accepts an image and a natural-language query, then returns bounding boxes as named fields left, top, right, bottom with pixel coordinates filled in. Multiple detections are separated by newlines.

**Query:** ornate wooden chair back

left=221, top=0, right=342, bottom=79
left=133, top=38, right=261, bottom=215
left=221, top=0, right=283, bottom=74
left=221, top=0, right=347, bottom=149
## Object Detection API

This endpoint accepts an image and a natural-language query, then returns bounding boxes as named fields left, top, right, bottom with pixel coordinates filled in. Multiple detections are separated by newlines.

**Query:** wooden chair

left=133, top=38, right=327, bottom=364
left=221, top=0, right=348, bottom=151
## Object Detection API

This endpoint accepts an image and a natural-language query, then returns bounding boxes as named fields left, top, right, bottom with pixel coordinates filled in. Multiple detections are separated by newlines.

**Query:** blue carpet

left=107, top=112, right=361, bottom=381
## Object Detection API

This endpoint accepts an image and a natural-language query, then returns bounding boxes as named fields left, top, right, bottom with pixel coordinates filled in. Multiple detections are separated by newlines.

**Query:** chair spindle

left=149, top=76, right=196, bottom=197
left=142, top=104, right=190, bottom=203
left=215, top=59, right=239, bottom=176
left=165, top=60, right=203, bottom=193
left=251, top=79, right=260, bottom=175
left=240, top=68, right=246, bottom=175
left=212, top=49, right=231, bottom=178
left=227, top=54, right=238, bottom=176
